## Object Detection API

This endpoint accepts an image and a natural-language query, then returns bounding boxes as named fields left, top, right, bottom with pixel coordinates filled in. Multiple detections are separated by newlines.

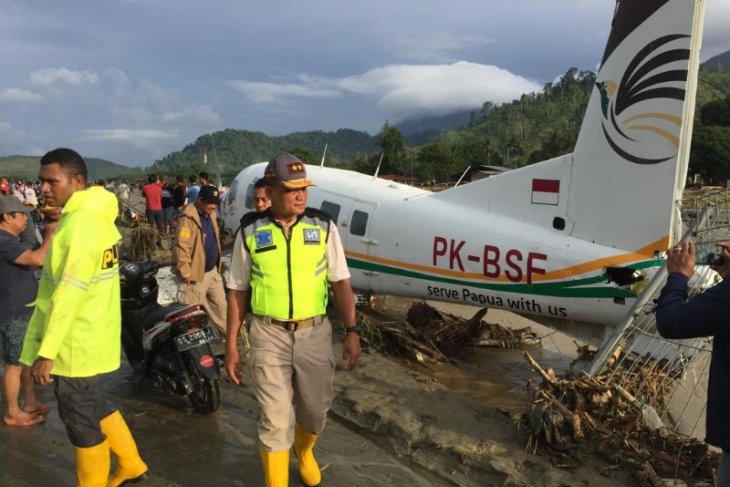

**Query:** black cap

left=198, top=185, right=220, bottom=204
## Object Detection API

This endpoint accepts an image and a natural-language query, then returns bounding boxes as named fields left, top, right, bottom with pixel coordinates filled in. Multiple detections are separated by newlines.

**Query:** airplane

left=219, top=0, right=706, bottom=344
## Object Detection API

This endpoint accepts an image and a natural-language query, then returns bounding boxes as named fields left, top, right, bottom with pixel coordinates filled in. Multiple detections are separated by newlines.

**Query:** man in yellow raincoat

left=21, top=148, right=148, bottom=487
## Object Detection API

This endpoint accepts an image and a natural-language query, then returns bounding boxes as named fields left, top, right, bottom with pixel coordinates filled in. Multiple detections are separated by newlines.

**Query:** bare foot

left=22, top=402, right=50, bottom=416
left=4, top=411, right=45, bottom=427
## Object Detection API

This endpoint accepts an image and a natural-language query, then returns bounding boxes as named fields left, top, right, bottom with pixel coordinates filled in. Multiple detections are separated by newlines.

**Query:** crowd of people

left=1, top=149, right=361, bottom=487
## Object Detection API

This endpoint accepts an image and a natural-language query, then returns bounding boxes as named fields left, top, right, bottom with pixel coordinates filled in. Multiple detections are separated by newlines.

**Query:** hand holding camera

left=668, top=242, right=730, bottom=279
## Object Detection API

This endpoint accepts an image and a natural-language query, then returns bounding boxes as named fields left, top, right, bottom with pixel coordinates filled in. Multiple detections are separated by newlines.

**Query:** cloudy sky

left=1, top=0, right=728, bottom=167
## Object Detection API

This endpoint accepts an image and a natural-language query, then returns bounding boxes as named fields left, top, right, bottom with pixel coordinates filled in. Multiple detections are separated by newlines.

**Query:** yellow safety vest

left=242, top=209, right=330, bottom=320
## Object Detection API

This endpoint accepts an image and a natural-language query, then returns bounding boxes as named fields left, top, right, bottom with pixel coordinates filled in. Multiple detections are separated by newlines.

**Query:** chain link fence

left=586, top=189, right=730, bottom=440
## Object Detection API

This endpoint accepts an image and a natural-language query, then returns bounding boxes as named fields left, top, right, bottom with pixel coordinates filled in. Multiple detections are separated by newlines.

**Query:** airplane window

left=244, top=184, right=254, bottom=209
left=320, top=201, right=341, bottom=225
left=350, top=210, right=368, bottom=236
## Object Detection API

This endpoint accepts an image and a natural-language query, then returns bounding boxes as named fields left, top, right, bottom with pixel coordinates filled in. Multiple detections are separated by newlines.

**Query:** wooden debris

left=519, top=353, right=719, bottom=485
left=128, top=224, right=158, bottom=261
left=358, top=301, right=540, bottom=366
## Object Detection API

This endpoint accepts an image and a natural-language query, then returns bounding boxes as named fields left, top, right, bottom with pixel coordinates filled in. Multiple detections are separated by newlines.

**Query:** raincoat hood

left=64, top=186, right=120, bottom=236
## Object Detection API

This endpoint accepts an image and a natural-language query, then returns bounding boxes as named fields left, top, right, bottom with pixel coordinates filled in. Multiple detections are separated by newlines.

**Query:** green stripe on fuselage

left=346, top=257, right=664, bottom=299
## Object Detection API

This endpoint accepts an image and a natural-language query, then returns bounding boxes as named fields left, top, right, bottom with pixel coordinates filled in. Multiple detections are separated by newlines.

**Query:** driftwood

left=358, top=302, right=540, bottom=366
left=520, top=352, right=719, bottom=485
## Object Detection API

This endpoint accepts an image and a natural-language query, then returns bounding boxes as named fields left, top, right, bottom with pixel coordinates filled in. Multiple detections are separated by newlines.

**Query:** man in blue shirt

left=0, top=196, right=55, bottom=426
left=656, top=241, right=730, bottom=485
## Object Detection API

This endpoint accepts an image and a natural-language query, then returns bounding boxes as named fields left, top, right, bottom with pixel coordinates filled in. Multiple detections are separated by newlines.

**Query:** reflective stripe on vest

left=244, top=214, right=329, bottom=320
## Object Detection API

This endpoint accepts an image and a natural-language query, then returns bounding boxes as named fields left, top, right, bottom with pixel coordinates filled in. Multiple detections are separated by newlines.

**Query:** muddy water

left=0, top=360, right=447, bottom=487
left=425, top=346, right=574, bottom=413
left=379, top=297, right=580, bottom=414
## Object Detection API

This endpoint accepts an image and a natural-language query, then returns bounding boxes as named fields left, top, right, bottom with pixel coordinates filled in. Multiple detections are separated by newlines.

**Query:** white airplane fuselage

left=221, top=162, right=661, bottom=342
left=219, top=0, right=705, bottom=344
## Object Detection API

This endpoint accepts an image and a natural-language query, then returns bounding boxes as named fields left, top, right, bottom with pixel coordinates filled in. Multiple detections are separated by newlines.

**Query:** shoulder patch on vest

left=179, top=227, right=191, bottom=240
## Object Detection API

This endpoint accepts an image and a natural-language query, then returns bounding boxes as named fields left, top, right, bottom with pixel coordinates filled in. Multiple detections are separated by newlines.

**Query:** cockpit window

left=320, top=201, right=341, bottom=225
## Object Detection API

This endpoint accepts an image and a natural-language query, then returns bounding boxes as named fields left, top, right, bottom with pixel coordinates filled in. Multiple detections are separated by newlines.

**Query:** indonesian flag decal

left=531, top=179, right=560, bottom=206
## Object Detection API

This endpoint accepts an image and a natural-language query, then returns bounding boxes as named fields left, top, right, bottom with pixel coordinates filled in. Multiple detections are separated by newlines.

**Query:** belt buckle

left=284, top=321, right=298, bottom=332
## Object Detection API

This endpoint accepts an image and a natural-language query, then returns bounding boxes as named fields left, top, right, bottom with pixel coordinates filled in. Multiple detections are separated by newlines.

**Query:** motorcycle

left=119, top=261, right=221, bottom=413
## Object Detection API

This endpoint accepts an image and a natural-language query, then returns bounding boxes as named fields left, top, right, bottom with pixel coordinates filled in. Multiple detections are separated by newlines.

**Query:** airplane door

left=343, top=201, right=378, bottom=287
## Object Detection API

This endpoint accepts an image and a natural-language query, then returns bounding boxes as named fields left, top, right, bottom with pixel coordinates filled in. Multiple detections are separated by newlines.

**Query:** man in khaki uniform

left=172, top=185, right=227, bottom=335
left=225, top=153, right=362, bottom=487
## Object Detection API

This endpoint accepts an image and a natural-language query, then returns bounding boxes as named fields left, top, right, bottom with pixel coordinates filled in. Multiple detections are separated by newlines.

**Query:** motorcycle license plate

left=174, top=327, right=216, bottom=352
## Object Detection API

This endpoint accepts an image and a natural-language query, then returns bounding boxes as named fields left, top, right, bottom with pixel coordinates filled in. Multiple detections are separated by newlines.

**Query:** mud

left=0, top=297, right=642, bottom=486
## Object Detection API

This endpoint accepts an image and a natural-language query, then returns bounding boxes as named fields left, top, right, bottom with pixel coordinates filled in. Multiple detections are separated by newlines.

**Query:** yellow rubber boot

left=259, top=449, right=289, bottom=487
left=100, top=411, right=149, bottom=487
left=75, top=439, right=111, bottom=487
left=293, top=425, right=321, bottom=487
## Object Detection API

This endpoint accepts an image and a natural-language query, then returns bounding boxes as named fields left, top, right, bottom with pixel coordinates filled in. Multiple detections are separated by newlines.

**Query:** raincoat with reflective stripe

left=20, top=187, right=122, bottom=377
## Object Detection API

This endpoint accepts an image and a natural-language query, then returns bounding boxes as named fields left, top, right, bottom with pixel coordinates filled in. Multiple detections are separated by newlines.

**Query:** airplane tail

left=432, top=0, right=705, bottom=256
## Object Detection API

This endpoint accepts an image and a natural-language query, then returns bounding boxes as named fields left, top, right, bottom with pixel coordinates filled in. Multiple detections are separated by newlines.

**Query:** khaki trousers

left=249, top=314, right=336, bottom=452
left=177, top=269, right=227, bottom=334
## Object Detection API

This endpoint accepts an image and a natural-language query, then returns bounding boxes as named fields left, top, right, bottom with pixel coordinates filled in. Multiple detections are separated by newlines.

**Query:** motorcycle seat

left=141, top=303, right=189, bottom=330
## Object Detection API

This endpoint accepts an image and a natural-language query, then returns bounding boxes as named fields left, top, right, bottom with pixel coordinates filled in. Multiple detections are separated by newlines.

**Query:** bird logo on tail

left=596, top=34, right=690, bottom=165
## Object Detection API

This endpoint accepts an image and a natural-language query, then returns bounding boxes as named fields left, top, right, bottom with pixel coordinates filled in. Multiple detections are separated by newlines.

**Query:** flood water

left=427, top=346, right=574, bottom=413
left=0, top=360, right=447, bottom=487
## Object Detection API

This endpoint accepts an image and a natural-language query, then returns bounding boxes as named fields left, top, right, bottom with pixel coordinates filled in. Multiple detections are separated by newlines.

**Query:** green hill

left=393, top=62, right=730, bottom=182
left=703, top=50, right=730, bottom=71
left=0, top=155, right=134, bottom=182
left=150, top=128, right=378, bottom=178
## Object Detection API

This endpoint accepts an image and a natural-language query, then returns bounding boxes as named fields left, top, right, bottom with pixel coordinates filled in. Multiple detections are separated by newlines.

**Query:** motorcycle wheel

left=188, top=374, right=220, bottom=414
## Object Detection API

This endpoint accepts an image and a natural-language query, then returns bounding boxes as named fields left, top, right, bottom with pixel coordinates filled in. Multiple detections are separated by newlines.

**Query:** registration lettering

left=432, top=236, right=547, bottom=285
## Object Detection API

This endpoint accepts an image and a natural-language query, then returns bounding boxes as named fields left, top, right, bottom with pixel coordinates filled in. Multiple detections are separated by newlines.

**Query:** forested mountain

left=352, top=60, right=730, bottom=183
left=150, top=128, right=378, bottom=178
left=150, top=56, right=730, bottom=185
left=9, top=52, right=724, bottom=185
left=703, top=51, right=730, bottom=71
left=395, top=111, right=474, bottom=146
left=0, top=155, right=134, bottom=181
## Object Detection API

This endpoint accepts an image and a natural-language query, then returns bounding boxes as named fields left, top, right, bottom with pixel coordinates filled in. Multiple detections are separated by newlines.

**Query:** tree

left=378, top=123, right=407, bottom=174
left=417, top=140, right=460, bottom=182
left=689, top=126, right=730, bottom=184
left=289, top=147, right=318, bottom=165
left=700, top=97, right=730, bottom=126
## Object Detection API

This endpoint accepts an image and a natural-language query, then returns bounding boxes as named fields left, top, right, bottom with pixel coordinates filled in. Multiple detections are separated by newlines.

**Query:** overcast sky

left=1, top=0, right=728, bottom=167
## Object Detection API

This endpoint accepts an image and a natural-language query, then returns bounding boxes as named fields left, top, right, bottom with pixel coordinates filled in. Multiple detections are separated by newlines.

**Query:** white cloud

left=231, top=61, right=541, bottom=122
left=0, top=87, right=44, bottom=103
left=162, top=104, right=221, bottom=125
left=80, top=129, right=176, bottom=143
left=29, top=67, right=99, bottom=87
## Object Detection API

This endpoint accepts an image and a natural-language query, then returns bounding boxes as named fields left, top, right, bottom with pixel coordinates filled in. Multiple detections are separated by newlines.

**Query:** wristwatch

left=344, top=324, right=361, bottom=335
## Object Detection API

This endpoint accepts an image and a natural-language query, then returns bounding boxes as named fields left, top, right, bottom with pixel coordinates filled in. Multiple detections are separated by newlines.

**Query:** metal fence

left=586, top=189, right=730, bottom=439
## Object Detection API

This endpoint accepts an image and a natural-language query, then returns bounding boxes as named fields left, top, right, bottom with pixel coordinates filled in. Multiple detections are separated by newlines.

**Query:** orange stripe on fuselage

left=347, top=235, right=669, bottom=283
